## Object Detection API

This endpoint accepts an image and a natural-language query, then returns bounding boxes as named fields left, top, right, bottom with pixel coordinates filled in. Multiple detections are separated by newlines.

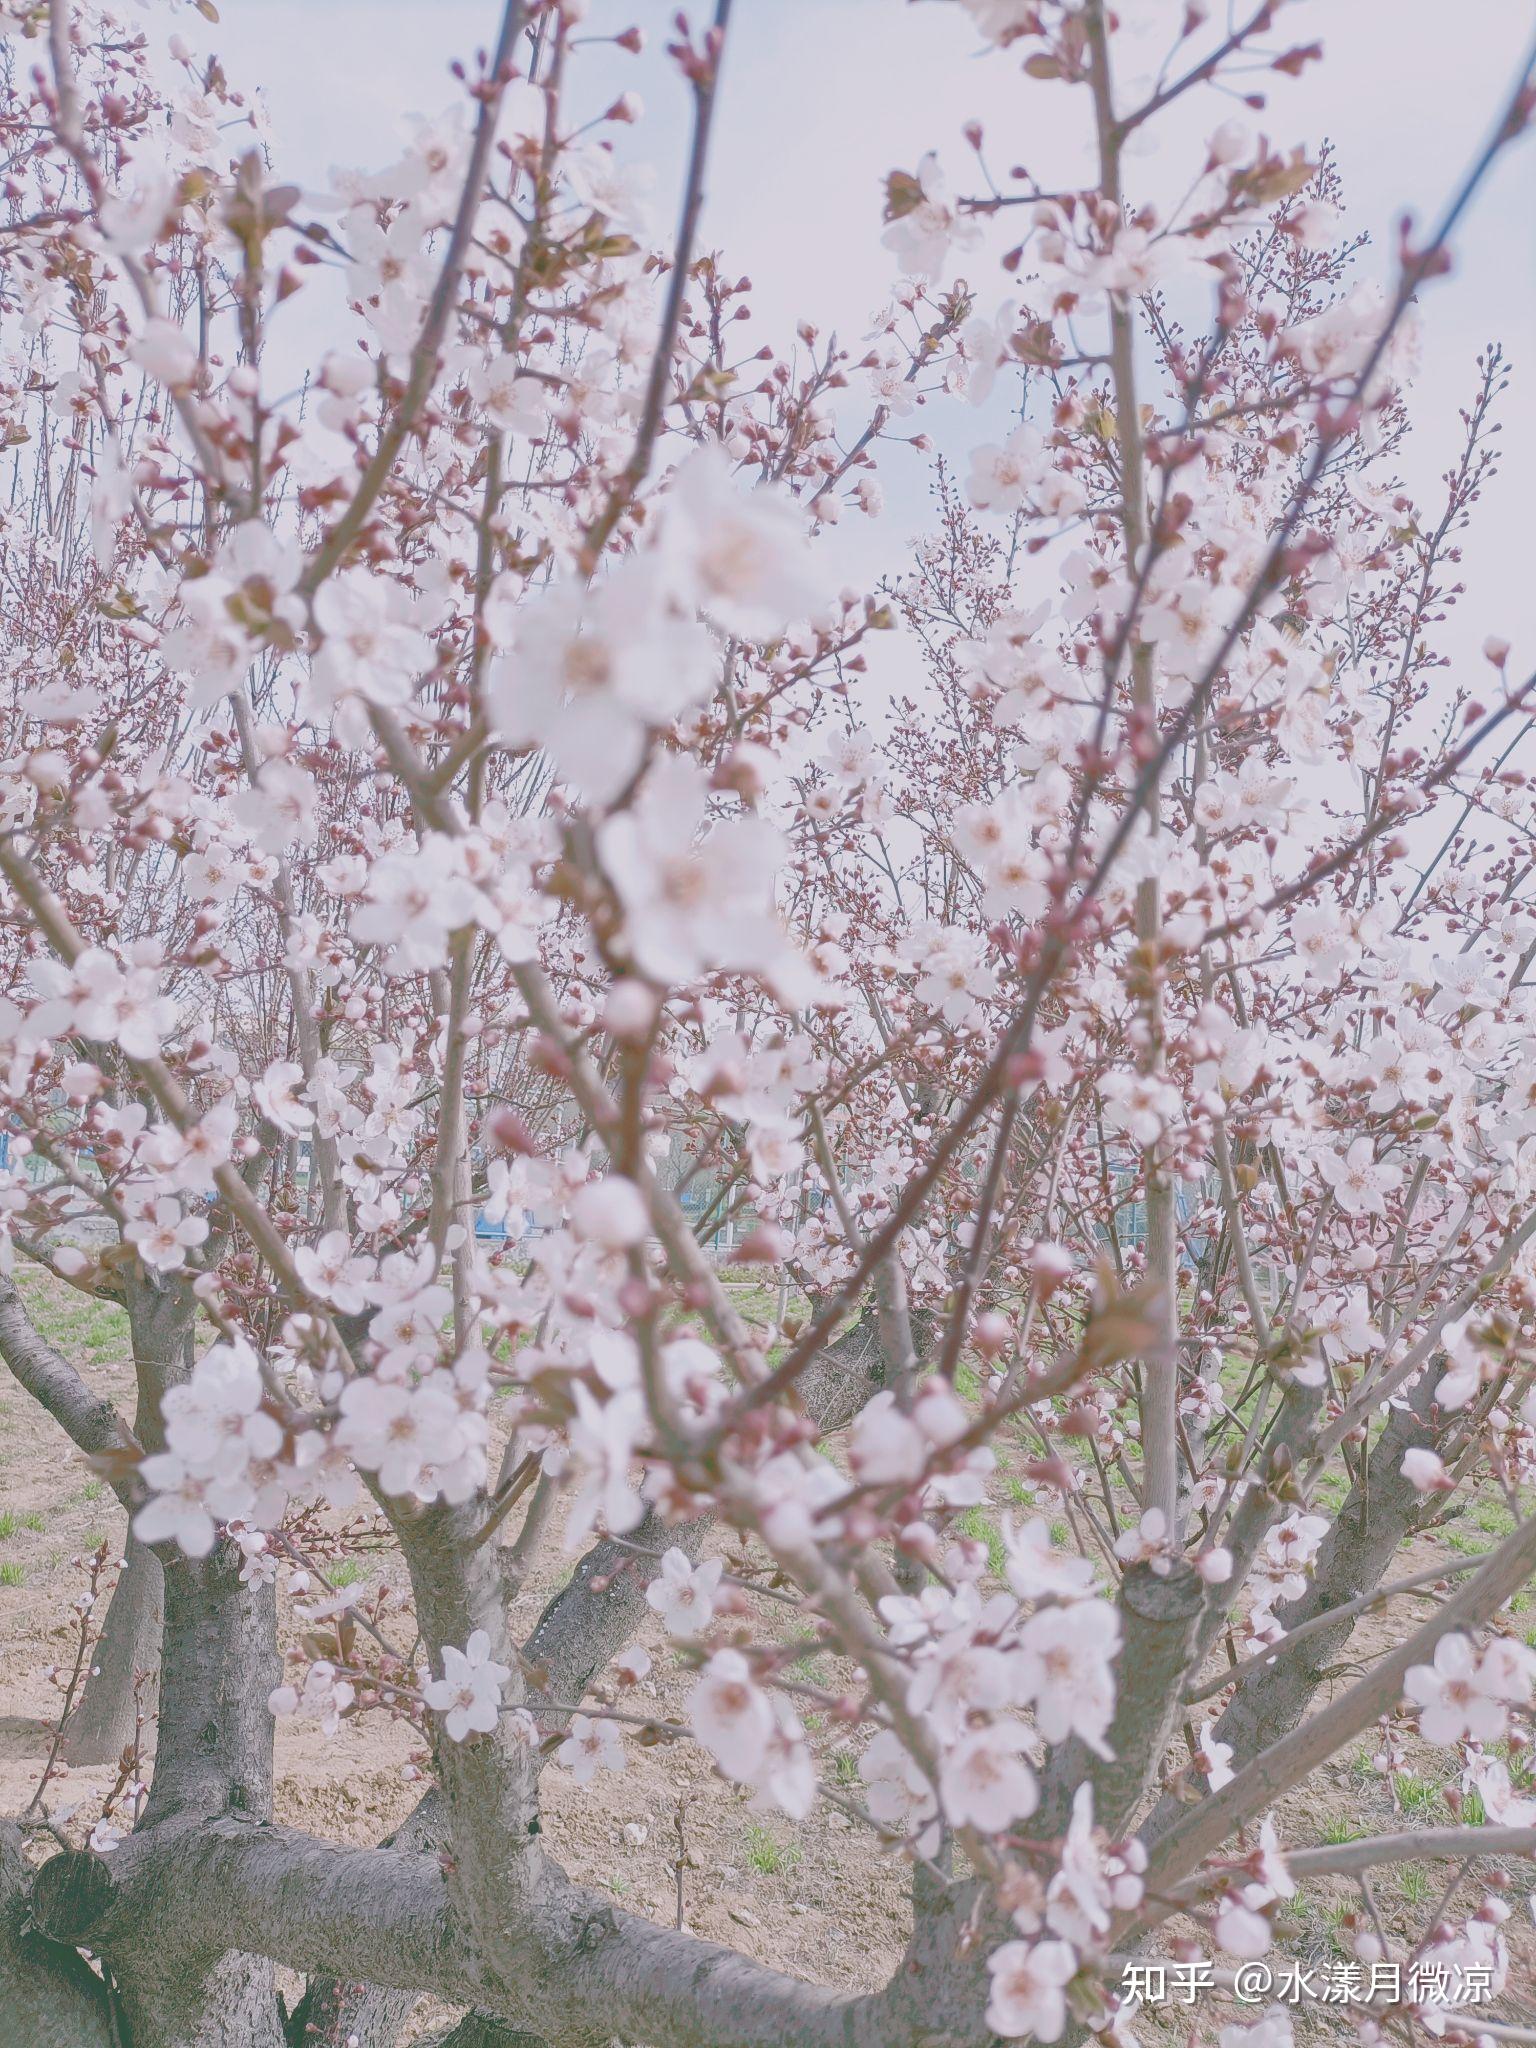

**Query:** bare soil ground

left=2, top=1263, right=1533, bottom=2043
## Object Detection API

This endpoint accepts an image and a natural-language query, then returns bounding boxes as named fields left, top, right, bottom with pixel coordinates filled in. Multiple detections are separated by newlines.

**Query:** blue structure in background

left=1099, top=1174, right=1214, bottom=1270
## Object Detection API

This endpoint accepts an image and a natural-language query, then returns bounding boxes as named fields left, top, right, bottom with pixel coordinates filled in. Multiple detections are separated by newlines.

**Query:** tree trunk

left=114, top=1491, right=285, bottom=2047
left=64, top=1532, right=162, bottom=1767
left=1200, top=1369, right=1438, bottom=1763
left=0, top=1821, right=115, bottom=2048
left=285, top=1968, right=424, bottom=2048
left=1033, top=1560, right=1206, bottom=1836
left=1140, top=1366, right=1440, bottom=1851
left=113, top=1546, right=285, bottom=2047
left=284, top=1795, right=447, bottom=2048
left=112, top=1948, right=287, bottom=2048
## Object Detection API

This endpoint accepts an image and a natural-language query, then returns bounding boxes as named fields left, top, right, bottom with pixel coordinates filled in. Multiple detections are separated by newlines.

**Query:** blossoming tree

left=1, top=1, right=1535, bottom=2045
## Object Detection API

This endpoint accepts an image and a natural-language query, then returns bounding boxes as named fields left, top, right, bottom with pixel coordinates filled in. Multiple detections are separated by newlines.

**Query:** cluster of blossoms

left=134, top=1341, right=284, bottom=1558
left=985, top=1783, right=1151, bottom=2040
left=1407, top=1632, right=1536, bottom=1750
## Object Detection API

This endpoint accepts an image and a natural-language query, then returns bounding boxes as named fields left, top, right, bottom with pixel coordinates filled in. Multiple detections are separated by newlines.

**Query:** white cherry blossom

left=645, top=1548, right=724, bottom=1639
left=423, top=1630, right=511, bottom=1743
left=939, top=1718, right=1039, bottom=1832
left=688, top=1649, right=775, bottom=1783
left=985, top=1938, right=1077, bottom=2043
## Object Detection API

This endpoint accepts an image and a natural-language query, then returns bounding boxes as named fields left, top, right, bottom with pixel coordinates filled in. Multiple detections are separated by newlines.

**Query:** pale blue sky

left=206, top=0, right=1534, bottom=673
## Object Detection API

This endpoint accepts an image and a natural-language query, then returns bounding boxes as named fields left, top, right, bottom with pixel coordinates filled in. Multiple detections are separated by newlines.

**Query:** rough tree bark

left=14, top=1462, right=1536, bottom=2048
left=0, top=1819, right=114, bottom=2048
left=103, top=1548, right=285, bottom=2046
left=64, top=1276, right=192, bottom=1766
left=1208, top=1370, right=1439, bottom=1756
left=423, top=2023, right=545, bottom=2048
left=62, top=1530, right=163, bottom=1767
left=1033, top=1559, right=1207, bottom=1837
left=1142, top=1367, right=1439, bottom=1846
left=280, top=1793, right=475, bottom=2048
left=0, top=1272, right=132, bottom=1470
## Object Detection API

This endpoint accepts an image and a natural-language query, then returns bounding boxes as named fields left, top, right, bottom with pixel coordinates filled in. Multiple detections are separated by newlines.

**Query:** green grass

left=0, top=1509, right=44, bottom=1539
left=744, top=1822, right=800, bottom=1875
left=1461, top=1788, right=1487, bottom=1826
left=1318, top=1816, right=1366, bottom=1845
left=329, top=1559, right=370, bottom=1589
left=13, top=1270, right=131, bottom=1360
left=1398, top=1865, right=1434, bottom=1905
left=1323, top=1901, right=1355, bottom=1953
left=1050, top=1520, right=1071, bottom=1549
left=717, top=1280, right=785, bottom=1323
left=0, top=1561, right=25, bottom=1587
left=832, top=1751, right=860, bottom=1786
left=80, top=1481, right=104, bottom=1504
left=954, top=1507, right=1005, bottom=1576
left=953, top=1361, right=981, bottom=1403
left=1473, top=1500, right=1516, bottom=1537
left=786, top=1639, right=823, bottom=1681
left=1395, top=1775, right=1441, bottom=1818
